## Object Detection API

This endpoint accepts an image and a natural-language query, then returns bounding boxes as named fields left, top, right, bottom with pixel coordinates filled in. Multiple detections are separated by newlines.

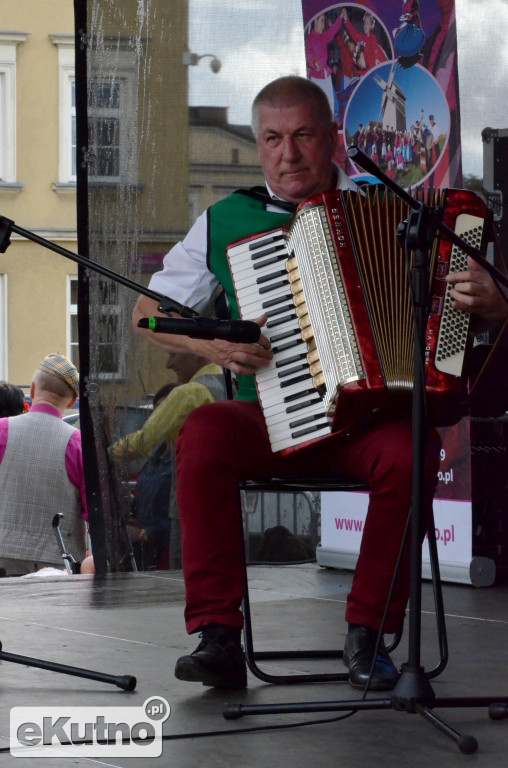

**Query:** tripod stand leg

left=489, top=703, right=508, bottom=720
left=223, top=696, right=393, bottom=720
left=424, top=509, right=448, bottom=678
left=416, top=704, right=478, bottom=754
left=0, top=644, right=136, bottom=690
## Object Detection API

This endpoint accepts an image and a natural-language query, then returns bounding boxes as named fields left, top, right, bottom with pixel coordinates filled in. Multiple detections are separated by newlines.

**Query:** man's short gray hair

left=32, top=369, right=76, bottom=400
left=251, top=75, right=333, bottom=138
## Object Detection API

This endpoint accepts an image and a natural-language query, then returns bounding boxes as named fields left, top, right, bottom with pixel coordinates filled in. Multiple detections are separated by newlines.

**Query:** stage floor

left=0, top=564, right=507, bottom=766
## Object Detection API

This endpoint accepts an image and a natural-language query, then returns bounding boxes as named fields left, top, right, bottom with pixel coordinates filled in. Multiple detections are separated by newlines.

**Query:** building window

left=51, top=34, right=76, bottom=185
left=215, top=186, right=240, bottom=203
left=70, top=79, right=77, bottom=180
left=97, top=303, right=124, bottom=378
left=69, top=277, right=125, bottom=379
left=91, top=280, right=126, bottom=380
left=0, top=274, right=7, bottom=379
left=67, top=276, right=79, bottom=369
left=88, top=80, right=121, bottom=180
left=0, top=32, right=28, bottom=185
left=87, top=50, right=137, bottom=184
left=189, top=188, right=200, bottom=225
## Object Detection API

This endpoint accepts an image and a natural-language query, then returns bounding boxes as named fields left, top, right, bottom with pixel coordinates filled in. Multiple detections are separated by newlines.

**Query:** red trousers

left=176, top=400, right=441, bottom=635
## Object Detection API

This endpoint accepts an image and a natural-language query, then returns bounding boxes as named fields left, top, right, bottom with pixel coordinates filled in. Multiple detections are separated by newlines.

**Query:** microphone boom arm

left=0, top=215, right=199, bottom=318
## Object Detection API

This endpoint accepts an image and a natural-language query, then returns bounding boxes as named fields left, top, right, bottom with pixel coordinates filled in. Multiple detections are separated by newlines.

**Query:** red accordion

left=227, top=188, right=490, bottom=454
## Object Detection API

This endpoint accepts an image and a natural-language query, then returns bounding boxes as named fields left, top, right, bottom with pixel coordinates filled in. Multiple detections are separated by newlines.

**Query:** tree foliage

left=463, top=173, right=483, bottom=192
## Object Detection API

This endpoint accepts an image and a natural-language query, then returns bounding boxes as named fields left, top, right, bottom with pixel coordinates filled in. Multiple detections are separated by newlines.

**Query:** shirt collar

left=30, top=403, right=63, bottom=419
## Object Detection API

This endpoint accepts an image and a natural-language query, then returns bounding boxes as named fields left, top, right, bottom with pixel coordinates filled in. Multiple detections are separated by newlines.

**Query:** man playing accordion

left=133, top=76, right=507, bottom=691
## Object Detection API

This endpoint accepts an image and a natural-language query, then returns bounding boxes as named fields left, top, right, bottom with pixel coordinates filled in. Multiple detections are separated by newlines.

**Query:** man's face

left=166, top=351, right=198, bottom=384
left=256, top=102, right=338, bottom=204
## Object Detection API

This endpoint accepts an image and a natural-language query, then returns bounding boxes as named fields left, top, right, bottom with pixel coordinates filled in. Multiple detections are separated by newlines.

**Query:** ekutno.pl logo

left=10, top=696, right=170, bottom=758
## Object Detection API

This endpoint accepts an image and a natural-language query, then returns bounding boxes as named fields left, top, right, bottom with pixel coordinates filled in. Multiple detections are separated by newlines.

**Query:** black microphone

left=138, top=316, right=261, bottom=343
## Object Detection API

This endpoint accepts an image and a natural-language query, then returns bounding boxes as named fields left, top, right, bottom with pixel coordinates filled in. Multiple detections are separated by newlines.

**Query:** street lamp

left=183, top=49, right=221, bottom=73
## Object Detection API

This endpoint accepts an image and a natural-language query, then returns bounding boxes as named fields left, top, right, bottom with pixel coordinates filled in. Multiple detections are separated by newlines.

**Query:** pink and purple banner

left=304, top=3, right=476, bottom=581
left=301, top=1, right=462, bottom=190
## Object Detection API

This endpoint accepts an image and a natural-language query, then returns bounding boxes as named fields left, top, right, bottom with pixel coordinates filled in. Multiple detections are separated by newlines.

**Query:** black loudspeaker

left=471, top=415, right=508, bottom=581
left=470, top=129, right=508, bottom=582
left=482, top=126, right=508, bottom=264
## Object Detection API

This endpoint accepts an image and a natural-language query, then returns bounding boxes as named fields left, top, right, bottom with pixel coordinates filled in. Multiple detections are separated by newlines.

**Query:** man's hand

left=133, top=295, right=272, bottom=373
left=202, top=318, right=272, bottom=375
left=445, top=256, right=508, bottom=324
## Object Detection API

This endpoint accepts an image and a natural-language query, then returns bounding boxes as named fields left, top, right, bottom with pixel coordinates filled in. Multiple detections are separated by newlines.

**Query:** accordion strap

left=234, top=187, right=297, bottom=214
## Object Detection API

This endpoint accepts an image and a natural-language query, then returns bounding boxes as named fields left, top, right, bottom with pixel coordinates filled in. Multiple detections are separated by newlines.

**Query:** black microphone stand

left=222, top=148, right=508, bottom=753
left=0, top=217, right=194, bottom=690
left=0, top=213, right=261, bottom=690
left=0, top=216, right=145, bottom=690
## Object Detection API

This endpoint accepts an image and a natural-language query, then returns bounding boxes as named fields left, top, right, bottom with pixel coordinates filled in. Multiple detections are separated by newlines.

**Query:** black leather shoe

left=175, top=624, right=247, bottom=689
left=343, top=625, right=400, bottom=690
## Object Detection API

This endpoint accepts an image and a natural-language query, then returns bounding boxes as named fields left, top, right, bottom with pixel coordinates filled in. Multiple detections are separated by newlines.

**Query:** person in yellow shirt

left=111, top=352, right=227, bottom=462
left=111, top=351, right=227, bottom=569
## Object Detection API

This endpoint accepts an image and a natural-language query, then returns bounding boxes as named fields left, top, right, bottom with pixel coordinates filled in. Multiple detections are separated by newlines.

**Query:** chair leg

left=238, top=481, right=348, bottom=684
left=239, top=483, right=450, bottom=685
left=242, top=567, right=349, bottom=684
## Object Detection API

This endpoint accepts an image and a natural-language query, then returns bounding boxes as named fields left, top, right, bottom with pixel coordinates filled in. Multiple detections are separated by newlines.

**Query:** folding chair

left=239, top=475, right=447, bottom=685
